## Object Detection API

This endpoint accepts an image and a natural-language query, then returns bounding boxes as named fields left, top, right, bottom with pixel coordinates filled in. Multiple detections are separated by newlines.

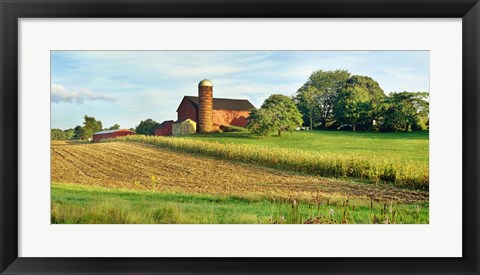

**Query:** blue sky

left=51, top=51, right=429, bottom=130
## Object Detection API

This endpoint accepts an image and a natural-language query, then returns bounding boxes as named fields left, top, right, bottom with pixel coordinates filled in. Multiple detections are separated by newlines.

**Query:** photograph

left=2, top=0, right=477, bottom=272
left=50, top=50, right=429, bottom=224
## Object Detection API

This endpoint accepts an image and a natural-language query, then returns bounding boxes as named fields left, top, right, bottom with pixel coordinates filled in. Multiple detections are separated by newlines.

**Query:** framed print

left=1, top=0, right=479, bottom=274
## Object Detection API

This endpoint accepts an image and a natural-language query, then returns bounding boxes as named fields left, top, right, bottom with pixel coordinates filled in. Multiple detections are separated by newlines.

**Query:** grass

left=51, top=183, right=429, bottom=224
left=107, top=130, right=429, bottom=190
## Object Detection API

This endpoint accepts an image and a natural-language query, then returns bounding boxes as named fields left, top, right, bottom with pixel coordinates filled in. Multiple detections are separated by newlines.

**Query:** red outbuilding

left=92, top=129, right=136, bottom=142
left=154, top=120, right=174, bottom=136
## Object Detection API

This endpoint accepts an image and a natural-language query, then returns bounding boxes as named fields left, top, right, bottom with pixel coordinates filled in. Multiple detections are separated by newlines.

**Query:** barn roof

left=174, top=118, right=196, bottom=124
left=157, top=120, right=174, bottom=129
left=181, top=96, right=255, bottom=111
left=93, top=129, right=135, bottom=135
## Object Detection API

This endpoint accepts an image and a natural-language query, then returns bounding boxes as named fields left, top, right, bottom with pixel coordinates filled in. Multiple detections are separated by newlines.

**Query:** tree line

left=51, top=115, right=159, bottom=140
left=247, top=69, right=429, bottom=136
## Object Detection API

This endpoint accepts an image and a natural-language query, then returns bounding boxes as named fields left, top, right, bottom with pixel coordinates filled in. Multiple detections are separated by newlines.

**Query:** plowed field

left=51, top=141, right=428, bottom=203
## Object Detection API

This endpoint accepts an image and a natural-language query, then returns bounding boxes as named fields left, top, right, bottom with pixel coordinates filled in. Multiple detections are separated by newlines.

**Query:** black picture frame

left=1, top=0, right=479, bottom=274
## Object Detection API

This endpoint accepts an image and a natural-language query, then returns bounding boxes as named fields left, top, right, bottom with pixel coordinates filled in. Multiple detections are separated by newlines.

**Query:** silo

left=198, top=79, right=213, bottom=133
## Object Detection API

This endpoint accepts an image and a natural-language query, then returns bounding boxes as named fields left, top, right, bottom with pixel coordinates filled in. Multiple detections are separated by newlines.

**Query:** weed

left=151, top=176, right=157, bottom=193
left=51, top=183, right=429, bottom=224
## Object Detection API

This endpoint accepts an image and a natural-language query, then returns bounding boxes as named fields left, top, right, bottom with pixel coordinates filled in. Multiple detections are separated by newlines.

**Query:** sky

left=51, top=51, right=429, bottom=130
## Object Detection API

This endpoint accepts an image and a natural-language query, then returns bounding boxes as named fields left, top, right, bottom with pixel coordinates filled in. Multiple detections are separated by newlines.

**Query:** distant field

left=52, top=183, right=429, bottom=224
left=180, top=130, right=429, bottom=164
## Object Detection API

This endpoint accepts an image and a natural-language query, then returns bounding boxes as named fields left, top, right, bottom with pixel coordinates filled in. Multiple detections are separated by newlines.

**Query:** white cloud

left=51, top=84, right=116, bottom=103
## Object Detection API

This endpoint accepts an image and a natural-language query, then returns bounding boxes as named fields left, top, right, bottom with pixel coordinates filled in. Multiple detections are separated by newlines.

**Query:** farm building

left=92, top=129, right=135, bottom=142
left=154, top=120, right=174, bottom=136
left=176, top=79, right=255, bottom=133
left=172, top=119, right=197, bottom=135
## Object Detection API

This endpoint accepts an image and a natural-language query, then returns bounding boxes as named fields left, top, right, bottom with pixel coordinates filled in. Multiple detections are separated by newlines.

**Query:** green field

left=52, top=183, right=429, bottom=224
left=181, top=129, right=429, bottom=164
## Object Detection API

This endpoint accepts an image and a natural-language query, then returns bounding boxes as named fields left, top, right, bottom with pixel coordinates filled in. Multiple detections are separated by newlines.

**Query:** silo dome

left=198, top=79, right=213, bottom=87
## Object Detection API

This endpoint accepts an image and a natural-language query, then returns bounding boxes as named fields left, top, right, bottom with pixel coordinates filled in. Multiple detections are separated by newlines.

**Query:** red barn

left=92, top=129, right=136, bottom=142
left=176, top=96, right=254, bottom=130
left=154, top=120, right=174, bottom=136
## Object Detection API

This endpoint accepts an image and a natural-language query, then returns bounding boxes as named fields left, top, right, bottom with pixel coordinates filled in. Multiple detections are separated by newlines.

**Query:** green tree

left=295, top=86, right=318, bottom=130
left=247, top=94, right=303, bottom=136
left=334, top=75, right=386, bottom=131
left=135, top=119, right=159, bottom=135
left=346, top=75, right=385, bottom=99
left=334, top=86, right=371, bottom=132
left=345, top=75, right=386, bottom=129
left=51, top=129, right=66, bottom=140
left=73, top=125, right=85, bottom=140
left=379, top=92, right=429, bottom=131
left=107, top=124, right=120, bottom=130
left=63, top=128, right=75, bottom=140
left=296, top=70, right=351, bottom=129
left=82, top=115, right=103, bottom=140
left=246, top=108, right=275, bottom=137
